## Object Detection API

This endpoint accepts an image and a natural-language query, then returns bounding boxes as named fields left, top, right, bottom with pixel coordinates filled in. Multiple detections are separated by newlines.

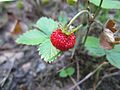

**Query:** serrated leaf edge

left=16, top=30, right=48, bottom=45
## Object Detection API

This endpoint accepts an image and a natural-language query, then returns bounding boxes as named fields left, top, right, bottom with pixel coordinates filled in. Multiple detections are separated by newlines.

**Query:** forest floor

left=0, top=0, right=120, bottom=90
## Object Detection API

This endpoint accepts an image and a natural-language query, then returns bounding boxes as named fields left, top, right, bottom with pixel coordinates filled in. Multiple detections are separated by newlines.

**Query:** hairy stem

left=66, top=10, right=90, bottom=29
left=85, top=0, right=89, bottom=9
left=83, top=0, right=103, bottom=45
left=93, top=0, right=103, bottom=19
left=82, top=23, right=92, bottom=45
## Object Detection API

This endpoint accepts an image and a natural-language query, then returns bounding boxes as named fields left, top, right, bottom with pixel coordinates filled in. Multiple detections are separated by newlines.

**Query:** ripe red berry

left=50, top=29, right=76, bottom=51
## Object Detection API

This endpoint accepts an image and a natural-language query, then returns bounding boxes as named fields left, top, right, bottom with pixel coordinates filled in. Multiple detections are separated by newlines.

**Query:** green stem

left=66, top=24, right=83, bottom=35
left=83, top=0, right=103, bottom=45
left=72, top=24, right=83, bottom=33
left=82, top=24, right=92, bottom=45
left=93, top=0, right=103, bottom=19
left=85, top=0, right=89, bottom=9
left=66, top=10, right=90, bottom=29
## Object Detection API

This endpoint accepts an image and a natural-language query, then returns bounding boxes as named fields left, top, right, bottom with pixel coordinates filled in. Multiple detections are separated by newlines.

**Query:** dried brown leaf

left=100, top=32, right=114, bottom=50
left=11, top=20, right=23, bottom=35
left=106, top=19, right=117, bottom=33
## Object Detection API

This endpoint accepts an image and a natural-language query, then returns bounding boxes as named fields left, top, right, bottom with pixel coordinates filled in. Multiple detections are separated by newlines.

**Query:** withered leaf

left=11, top=20, right=23, bottom=35
left=106, top=19, right=117, bottom=33
left=100, top=32, right=114, bottom=50
left=100, top=19, right=118, bottom=50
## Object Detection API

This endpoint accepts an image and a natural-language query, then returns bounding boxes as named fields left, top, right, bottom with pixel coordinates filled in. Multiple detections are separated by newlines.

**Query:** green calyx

left=62, top=27, right=73, bottom=36
left=60, top=10, right=89, bottom=36
left=61, top=24, right=82, bottom=36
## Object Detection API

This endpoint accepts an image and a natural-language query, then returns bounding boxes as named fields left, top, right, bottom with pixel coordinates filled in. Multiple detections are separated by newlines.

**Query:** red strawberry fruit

left=50, top=29, right=76, bottom=51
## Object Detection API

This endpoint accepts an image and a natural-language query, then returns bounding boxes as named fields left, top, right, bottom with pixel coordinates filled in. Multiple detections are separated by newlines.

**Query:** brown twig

left=0, top=58, right=15, bottom=87
left=69, top=76, right=81, bottom=90
left=95, top=71, right=120, bottom=89
left=68, top=62, right=108, bottom=90
left=76, top=60, right=80, bottom=81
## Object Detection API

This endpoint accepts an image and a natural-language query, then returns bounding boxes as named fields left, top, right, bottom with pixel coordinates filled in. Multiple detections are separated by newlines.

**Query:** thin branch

left=95, top=72, right=120, bottom=89
left=85, top=0, right=89, bottom=9
left=82, top=23, right=92, bottom=45
left=93, top=0, right=103, bottom=19
left=68, top=62, right=108, bottom=90
left=66, top=10, right=90, bottom=29
left=0, top=58, right=15, bottom=87
left=83, top=0, right=103, bottom=45
left=76, top=60, right=80, bottom=81
left=70, top=76, right=81, bottom=90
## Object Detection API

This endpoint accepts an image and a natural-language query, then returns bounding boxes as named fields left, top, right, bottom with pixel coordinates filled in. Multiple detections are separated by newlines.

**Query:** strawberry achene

left=50, top=29, right=76, bottom=51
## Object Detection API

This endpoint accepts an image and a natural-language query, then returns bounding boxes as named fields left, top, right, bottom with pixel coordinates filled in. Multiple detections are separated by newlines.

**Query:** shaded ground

left=0, top=0, right=120, bottom=90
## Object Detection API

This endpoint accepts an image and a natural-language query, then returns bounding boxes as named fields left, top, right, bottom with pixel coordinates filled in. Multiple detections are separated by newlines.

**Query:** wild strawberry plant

left=59, top=67, right=75, bottom=78
left=16, top=0, right=120, bottom=69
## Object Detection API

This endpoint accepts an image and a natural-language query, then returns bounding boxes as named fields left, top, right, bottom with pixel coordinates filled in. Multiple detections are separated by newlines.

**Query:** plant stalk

left=66, top=10, right=90, bottom=29
left=93, top=0, right=103, bottom=19
left=83, top=0, right=103, bottom=45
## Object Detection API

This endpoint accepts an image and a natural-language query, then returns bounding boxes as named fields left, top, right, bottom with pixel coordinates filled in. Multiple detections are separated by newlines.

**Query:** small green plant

left=59, top=67, right=75, bottom=78
left=85, top=36, right=120, bottom=69
left=16, top=0, right=120, bottom=69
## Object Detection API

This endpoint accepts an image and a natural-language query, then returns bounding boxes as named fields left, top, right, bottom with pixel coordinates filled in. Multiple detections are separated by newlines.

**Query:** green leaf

left=38, top=39, right=60, bottom=62
left=106, top=45, right=120, bottom=69
left=109, top=45, right=120, bottom=53
left=36, top=17, right=58, bottom=36
left=85, top=36, right=120, bottom=69
left=59, top=69, right=68, bottom=78
left=59, top=67, right=75, bottom=78
left=58, top=11, right=68, bottom=26
left=66, top=67, right=75, bottom=76
left=85, top=36, right=105, bottom=57
left=16, top=29, right=48, bottom=45
left=0, top=0, right=14, bottom=2
left=90, top=0, right=120, bottom=9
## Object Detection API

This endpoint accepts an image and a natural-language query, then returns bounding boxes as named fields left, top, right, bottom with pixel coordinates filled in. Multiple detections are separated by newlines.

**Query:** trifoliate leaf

left=16, top=29, right=48, bottom=45
left=90, top=0, right=120, bottom=9
left=36, top=17, right=58, bottom=36
left=38, top=39, right=60, bottom=62
left=85, top=36, right=105, bottom=57
left=106, top=45, right=120, bottom=69
left=59, top=67, right=75, bottom=78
